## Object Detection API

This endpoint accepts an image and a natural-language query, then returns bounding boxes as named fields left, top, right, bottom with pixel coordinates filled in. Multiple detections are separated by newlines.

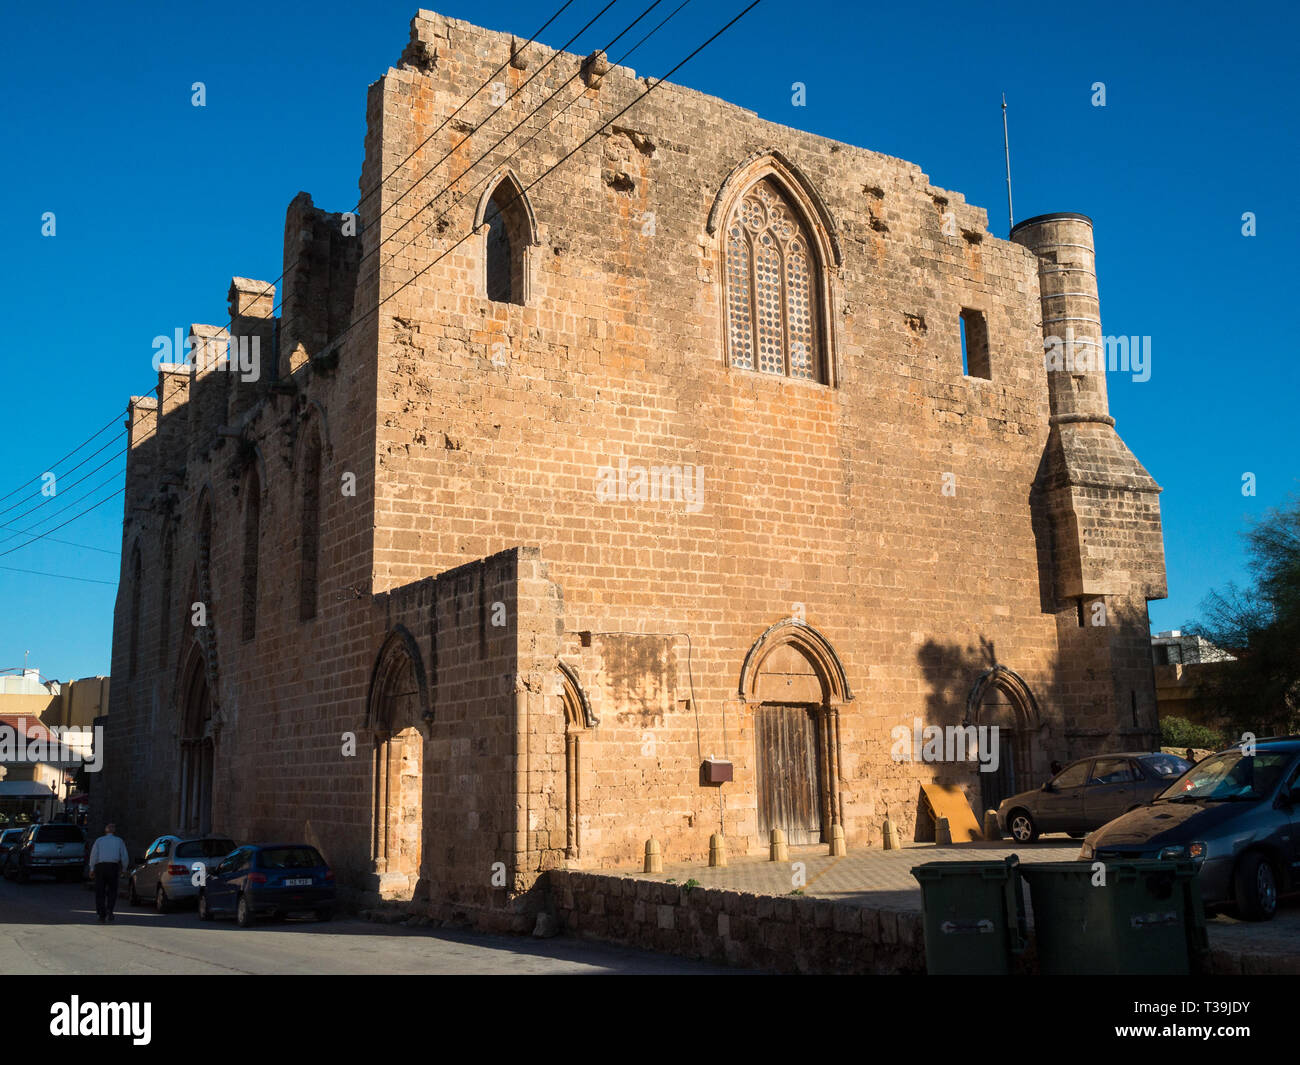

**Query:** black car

left=197, top=844, right=336, bottom=926
left=996, top=752, right=1191, bottom=842
left=1082, top=738, right=1300, bottom=920
left=0, top=828, right=24, bottom=864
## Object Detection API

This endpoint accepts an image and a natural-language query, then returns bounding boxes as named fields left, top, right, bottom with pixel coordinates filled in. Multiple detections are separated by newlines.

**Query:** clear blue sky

left=1, top=0, right=1296, bottom=682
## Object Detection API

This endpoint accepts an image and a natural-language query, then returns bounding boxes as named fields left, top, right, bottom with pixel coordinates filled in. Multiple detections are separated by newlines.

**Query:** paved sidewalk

left=628, top=839, right=1075, bottom=911
left=617, top=838, right=1300, bottom=970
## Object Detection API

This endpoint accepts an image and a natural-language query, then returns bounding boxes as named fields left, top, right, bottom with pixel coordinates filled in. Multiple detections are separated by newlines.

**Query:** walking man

left=88, top=822, right=130, bottom=923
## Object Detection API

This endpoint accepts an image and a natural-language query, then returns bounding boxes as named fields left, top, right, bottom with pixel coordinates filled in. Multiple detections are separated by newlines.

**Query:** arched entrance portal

left=966, top=665, right=1042, bottom=814
left=178, top=645, right=214, bottom=835
left=558, top=662, right=597, bottom=862
left=740, top=621, right=852, bottom=847
left=367, top=631, right=428, bottom=901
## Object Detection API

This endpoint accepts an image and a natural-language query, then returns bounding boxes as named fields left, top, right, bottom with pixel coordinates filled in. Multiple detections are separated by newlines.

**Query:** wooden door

left=755, top=704, right=823, bottom=845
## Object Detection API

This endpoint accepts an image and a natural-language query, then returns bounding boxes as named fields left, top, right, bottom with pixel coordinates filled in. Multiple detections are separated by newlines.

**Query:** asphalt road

left=0, top=876, right=737, bottom=975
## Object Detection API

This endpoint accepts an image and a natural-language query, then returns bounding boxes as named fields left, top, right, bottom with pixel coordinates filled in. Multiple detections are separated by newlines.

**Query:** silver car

left=2, top=823, right=87, bottom=882
left=128, top=834, right=236, bottom=912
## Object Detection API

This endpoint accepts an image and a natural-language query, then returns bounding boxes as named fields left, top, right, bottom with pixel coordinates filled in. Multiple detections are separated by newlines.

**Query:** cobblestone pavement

left=620, top=837, right=1300, bottom=964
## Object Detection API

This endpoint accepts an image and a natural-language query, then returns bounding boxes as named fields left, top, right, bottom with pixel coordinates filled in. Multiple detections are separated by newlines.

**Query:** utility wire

left=4, top=1, right=634, bottom=524
left=0, top=486, right=125, bottom=562
left=0, top=427, right=129, bottom=522
left=158, top=1, right=588, bottom=360
left=358, top=0, right=761, bottom=354
left=373, top=0, right=685, bottom=283
left=0, top=565, right=118, bottom=587
left=0, top=409, right=124, bottom=507
left=1, top=0, right=753, bottom=570
left=360, top=0, right=631, bottom=274
left=359, top=0, right=622, bottom=268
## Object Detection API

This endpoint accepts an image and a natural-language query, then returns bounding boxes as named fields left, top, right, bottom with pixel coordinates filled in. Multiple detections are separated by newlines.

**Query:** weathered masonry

left=99, top=10, right=1167, bottom=927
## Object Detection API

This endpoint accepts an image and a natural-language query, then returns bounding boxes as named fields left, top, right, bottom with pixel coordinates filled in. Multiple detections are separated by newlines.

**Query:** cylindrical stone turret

left=1010, top=212, right=1112, bottom=425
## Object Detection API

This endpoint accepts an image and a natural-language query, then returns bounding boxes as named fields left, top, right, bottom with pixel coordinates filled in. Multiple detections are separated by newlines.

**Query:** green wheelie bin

left=1019, top=860, right=1208, bottom=975
left=911, top=855, right=1028, bottom=975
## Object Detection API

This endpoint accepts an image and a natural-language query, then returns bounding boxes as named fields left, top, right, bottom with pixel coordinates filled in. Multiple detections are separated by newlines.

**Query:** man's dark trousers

left=94, top=862, right=119, bottom=920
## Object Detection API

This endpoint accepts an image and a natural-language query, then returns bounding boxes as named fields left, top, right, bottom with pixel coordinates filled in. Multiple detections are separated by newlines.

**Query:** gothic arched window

left=480, top=174, right=534, bottom=306
left=725, top=178, right=823, bottom=382
left=299, top=432, right=321, bottom=622
left=158, top=529, right=174, bottom=667
left=128, top=544, right=142, bottom=677
left=241, top=468, right=260, bottom=642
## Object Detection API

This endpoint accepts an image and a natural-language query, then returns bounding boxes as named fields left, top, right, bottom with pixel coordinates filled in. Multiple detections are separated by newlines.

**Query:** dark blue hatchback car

left=198, top=844, right=336, bottom=926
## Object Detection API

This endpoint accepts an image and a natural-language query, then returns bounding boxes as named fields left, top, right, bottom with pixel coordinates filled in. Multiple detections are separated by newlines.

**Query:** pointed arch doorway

left=740, top=621, right=853, bottom=847
left=366, top=630, right=429, bottom=901
left=966, top=665, right=1042, bottom=814
left=558, top=662, right=597, bottom=862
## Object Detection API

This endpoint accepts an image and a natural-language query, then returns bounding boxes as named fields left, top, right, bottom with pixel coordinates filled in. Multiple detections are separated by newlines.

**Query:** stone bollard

left=982, top=809, right=1000, bottom=841
left=829, top=822, right=847, bottom=856
left=644, top=837, right=662, bottom=873
left=709, top=833, right=727, bottom=867
left=882, top=817, right=901, bottom=850
left=769, top=828, right=788, bottom=862
left=935, top=816, right=953, bottom=845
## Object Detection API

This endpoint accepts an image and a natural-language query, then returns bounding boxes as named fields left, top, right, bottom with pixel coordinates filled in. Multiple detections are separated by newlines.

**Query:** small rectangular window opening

left=1076, top=599, right=1086, bottom=627
left=960, top=308, right=991, bottom=379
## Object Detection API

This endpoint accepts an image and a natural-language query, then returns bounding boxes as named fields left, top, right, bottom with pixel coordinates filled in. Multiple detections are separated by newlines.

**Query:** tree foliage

left=1188, top=495, right=1300, bottom=736
left=1159, top=714, right=1226, bottom=752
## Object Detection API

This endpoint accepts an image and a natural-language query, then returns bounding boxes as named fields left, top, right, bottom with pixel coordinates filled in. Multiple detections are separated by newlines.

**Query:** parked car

left=996, top=752, right=1192, bottom=843
left=0, top=828, right=24, bottom=865
left=198, top=844, right=336, bottom=926
left=128, top=834, right=237, bottom=912
left=1, top=823, right=87, bottom=882
left=1082, top=738, right=1300, bottom=921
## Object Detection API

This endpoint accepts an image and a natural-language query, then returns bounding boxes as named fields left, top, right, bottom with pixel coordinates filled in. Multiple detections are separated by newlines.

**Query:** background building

left=0, top=670, right=107, bottom=823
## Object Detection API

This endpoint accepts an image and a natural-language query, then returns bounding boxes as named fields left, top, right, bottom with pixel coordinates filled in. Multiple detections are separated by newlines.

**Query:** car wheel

left=128, top=877, right=141, bottom=906
left=155, top=884, right=170, bottom=914
left=197, top=890, right=213, bottom=921
left=315, top=908, right=333, bottom=923
left=1008, top=810, right=1039, bottom=843
left=1234, top=852, right=1278, bottom=922
left=236, top=894, right=255, bottom=928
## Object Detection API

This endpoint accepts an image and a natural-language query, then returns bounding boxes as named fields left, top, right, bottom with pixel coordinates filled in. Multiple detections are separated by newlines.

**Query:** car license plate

left=285, top=878, right=312, bottom=886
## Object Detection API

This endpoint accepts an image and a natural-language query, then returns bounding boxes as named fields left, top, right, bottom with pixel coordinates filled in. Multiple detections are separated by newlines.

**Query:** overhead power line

left=0, top=0, right=756, bottom=575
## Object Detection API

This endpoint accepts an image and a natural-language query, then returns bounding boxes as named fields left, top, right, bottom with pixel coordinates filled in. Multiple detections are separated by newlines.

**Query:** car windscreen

left=1142, top=754, right=1191, bottom=778
left=175, top=839, right=235, bottom=859
left=36, top=826, right=84, bottom=843
left=1158, top=750, right=1293, bottom=801
left=0, top=831, right=22, bottom=843
left=257, top=847, right=324, bottom=870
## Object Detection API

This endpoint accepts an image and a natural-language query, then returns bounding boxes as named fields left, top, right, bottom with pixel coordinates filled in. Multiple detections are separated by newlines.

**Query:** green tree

left=1159, top=714, right=1225, bottom=752
left=1188, top=494, right=1300, bottom=737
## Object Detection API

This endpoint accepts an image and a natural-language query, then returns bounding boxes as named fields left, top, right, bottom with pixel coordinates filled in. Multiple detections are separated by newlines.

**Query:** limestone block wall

left=364, top=10, right=1078, bottom=859
left=100, top=9, right=1170, bottom=911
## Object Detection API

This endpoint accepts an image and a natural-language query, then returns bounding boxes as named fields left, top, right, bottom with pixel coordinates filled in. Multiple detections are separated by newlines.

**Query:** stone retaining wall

left=550, top=870, right=925, bottom=974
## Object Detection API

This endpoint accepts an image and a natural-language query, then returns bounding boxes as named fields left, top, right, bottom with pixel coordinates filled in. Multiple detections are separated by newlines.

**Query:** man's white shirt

left=89, top=835, right=130, bottom=867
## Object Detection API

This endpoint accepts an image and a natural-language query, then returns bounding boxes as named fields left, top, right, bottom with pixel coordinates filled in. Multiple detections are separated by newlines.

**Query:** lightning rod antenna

left=1002, top=93, right=1014, bottom=232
